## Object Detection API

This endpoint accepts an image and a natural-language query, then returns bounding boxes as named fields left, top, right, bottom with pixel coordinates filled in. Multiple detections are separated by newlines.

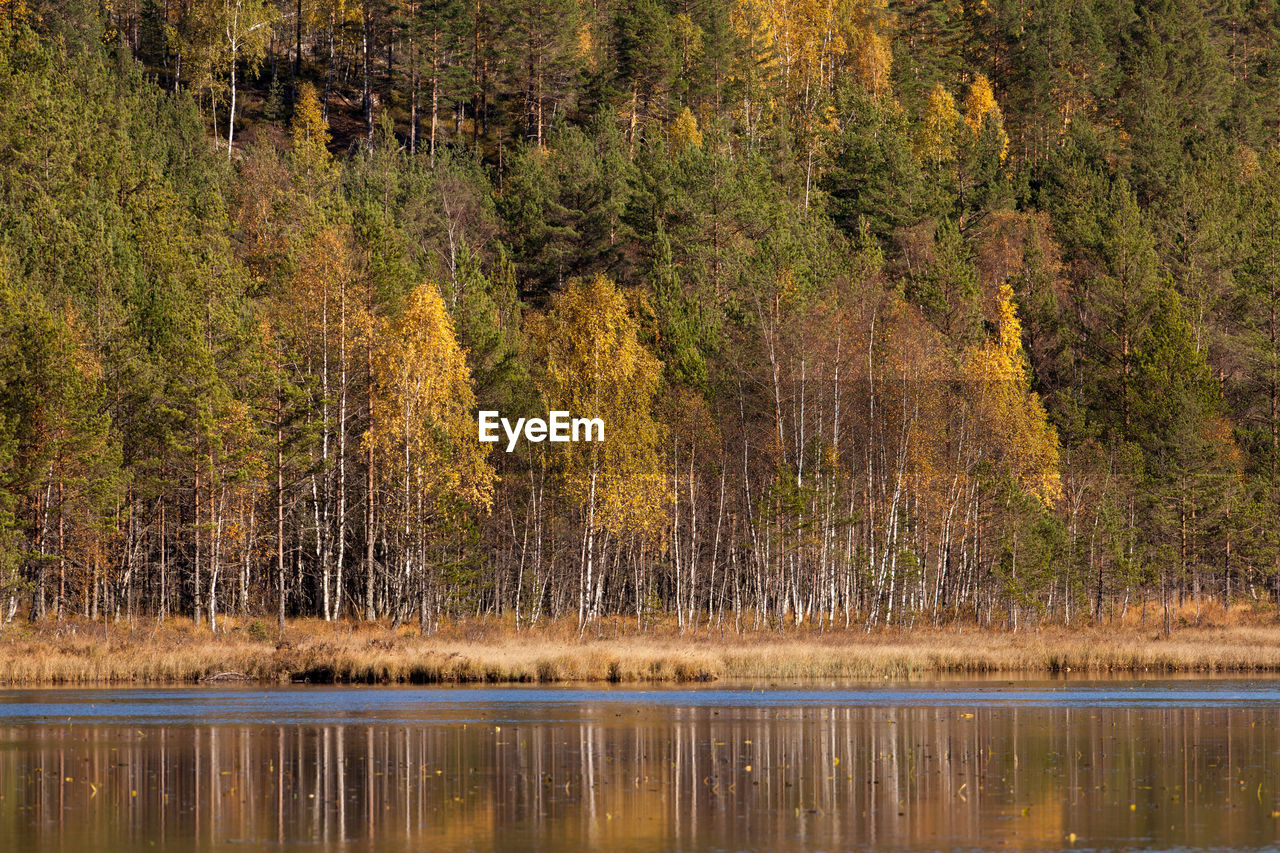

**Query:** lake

left=1, top=680, right=1279, bottom=850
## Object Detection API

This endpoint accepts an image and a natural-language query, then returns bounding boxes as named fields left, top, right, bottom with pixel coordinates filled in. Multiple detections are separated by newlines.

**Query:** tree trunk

left=430, top=32, right=439, bottom=164
left=365, top=329, right=376, bottom=621
left=362, top=1, right=374, bottom=143
left=334, top=277, right=349, bottom=620
left=409, top=34, right=418, bottom=155
left=194, top=460, right=203, bottom=628
left=277, top=396, right=286, bottom=636
left=228, top=58, right=237, bottom=159
left=56, top=479, right=64, bottom=621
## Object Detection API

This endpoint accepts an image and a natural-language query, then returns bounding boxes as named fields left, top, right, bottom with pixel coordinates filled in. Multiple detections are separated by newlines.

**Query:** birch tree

left=529, top=275, right=668, bottom=630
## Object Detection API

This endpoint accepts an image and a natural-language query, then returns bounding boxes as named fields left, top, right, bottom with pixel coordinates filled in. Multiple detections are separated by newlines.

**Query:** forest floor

left=3, top=601, right=1280, bottom=684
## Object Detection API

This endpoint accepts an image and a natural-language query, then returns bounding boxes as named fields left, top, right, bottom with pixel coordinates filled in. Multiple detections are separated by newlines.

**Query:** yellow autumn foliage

left=852, top=25, right=893, bottom=98
left=669, top=107, right=703, bottom=151
left=916, top=84, right=960, bottom=165
left=368, top=283, right=495, bottom=516
left=730, top=0, right=894, bottom=111
left=964, top=283, right=1063, bottom=505
left=962, top=73, right=1009, bottom=163
left=673, top=12, right=704, bottom=67
left=291, top=81, right=331, bottom=175
left=529, top=275, right=669, bottom=539
left=0, top=0, right=31, bottom=24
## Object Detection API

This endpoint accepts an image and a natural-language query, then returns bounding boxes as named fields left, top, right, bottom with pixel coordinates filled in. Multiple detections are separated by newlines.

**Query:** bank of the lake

left=5, top=607, right=1280, bottom=684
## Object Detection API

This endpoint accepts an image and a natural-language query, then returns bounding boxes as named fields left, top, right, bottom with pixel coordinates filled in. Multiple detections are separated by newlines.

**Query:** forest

left=0, top=0, right=1277, bottom=637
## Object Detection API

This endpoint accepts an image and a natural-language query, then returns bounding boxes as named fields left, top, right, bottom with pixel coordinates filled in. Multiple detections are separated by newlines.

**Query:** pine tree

left=614, top=0, right=678, bottom=152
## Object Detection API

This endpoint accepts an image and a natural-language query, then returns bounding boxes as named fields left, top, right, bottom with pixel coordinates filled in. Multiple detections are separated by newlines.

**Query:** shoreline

left=4, top=611, right=1280, bottom=685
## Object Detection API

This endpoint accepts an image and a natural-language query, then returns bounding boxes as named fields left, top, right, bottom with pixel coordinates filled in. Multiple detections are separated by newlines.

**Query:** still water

left=1, top=680, right=1279, bottom=851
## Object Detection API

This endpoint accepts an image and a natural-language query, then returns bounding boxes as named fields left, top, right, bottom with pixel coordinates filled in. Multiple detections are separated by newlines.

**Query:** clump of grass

left=4, top=613, right=1280, bottom=685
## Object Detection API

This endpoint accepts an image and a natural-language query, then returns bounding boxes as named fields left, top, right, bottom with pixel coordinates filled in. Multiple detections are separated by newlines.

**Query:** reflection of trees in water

left=0, top=705, right=1278, bottom=849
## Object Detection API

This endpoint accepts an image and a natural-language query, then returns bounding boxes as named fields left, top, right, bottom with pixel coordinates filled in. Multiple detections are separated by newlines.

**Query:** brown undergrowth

left=2, top=601, right=1280, bottom=685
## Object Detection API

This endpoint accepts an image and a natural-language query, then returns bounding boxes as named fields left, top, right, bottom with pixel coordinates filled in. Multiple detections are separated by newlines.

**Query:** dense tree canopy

left=0, top=0, right=1276, bottom=633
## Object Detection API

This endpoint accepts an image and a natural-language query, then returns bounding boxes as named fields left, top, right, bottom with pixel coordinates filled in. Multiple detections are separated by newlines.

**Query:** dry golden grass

left=2, top=602, right=1280, bottom=685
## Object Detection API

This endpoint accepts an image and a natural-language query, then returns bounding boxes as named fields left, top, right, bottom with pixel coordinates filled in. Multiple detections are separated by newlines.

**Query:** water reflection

left=2, top=696, right=1280, bottom=850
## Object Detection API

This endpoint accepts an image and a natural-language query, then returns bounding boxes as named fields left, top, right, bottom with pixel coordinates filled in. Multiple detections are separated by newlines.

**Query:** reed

left=3, top=606, right=1280, bottom=685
